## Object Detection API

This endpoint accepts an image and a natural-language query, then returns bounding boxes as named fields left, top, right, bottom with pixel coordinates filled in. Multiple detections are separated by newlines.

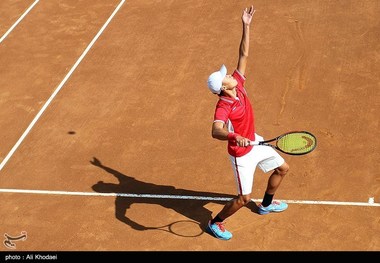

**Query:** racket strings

left=277, top=133, right=316, bottom=154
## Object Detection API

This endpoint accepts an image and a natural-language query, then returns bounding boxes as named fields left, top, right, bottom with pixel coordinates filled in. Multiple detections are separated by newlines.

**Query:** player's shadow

left=90, top=157, right=259, bottom=234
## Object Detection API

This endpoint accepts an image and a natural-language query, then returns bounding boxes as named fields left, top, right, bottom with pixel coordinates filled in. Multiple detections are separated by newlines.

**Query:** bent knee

left=239, top=195, right=252, bottom=205
left=277, top=162, right=289, bottom=175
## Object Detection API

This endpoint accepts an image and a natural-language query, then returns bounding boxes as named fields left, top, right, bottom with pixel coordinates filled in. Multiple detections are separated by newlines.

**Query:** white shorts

left=228, top=134, right=285, bottom=195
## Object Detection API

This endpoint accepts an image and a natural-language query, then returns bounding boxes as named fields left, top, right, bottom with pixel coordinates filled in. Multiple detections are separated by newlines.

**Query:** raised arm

left=237, top=5, right=255, bottom=75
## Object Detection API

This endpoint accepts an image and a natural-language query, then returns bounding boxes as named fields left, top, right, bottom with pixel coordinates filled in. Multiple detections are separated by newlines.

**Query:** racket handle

left=249, top=140, right=264, bottom=146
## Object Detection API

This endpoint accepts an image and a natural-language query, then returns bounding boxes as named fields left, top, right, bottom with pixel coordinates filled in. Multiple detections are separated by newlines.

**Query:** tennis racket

left=249, top=131, right=317, bottom=155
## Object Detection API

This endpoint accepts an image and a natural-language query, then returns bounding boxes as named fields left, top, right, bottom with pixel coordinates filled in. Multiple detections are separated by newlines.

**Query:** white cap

left=207, top=64, right=227, bottom=94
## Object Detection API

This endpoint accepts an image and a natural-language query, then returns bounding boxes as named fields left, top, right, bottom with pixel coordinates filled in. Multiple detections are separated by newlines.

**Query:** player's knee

left=241, top=194, right=252, bottom=205
left=277, top=162, right=289, bottom=176
left=237, top=194, right=251, bottom=206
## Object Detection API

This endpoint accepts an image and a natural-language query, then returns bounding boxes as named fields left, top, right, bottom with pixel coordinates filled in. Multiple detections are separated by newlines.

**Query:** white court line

left=0, top=0, right=40, bottom=44
left=0, top=188, right=379, bottom=207
left=0, top=0, right=126, bottom=171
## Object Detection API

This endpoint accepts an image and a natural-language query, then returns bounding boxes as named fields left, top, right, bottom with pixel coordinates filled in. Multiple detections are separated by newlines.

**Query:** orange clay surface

left=0, top=0, right=379, bottom=251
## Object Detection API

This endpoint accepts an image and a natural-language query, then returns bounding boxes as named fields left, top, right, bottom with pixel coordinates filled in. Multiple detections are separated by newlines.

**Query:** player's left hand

left=242, top=5, right=256, bottom=25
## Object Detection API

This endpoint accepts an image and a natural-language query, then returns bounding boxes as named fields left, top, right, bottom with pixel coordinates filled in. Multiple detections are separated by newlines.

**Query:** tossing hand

left=242, top=5, right=256, bottom=25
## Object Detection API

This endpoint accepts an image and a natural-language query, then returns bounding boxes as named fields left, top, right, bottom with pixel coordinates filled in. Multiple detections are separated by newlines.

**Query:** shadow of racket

left=145, top=220, right=204, bottom=237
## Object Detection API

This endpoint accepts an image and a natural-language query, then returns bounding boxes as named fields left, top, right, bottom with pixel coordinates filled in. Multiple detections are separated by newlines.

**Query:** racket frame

left=250, top=131, right=317, bottom=155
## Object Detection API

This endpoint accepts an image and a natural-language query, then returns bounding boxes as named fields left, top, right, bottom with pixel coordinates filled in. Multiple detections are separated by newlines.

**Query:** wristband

left=227, top=133, right=237, bottom=141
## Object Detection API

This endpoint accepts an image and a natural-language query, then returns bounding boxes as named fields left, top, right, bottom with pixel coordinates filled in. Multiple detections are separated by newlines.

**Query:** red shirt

left=213, top=70, right=255, bottom=157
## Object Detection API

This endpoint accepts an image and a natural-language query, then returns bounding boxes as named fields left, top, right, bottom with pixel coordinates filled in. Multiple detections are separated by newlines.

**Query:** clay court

left=0, top=0, right=379, bottom=252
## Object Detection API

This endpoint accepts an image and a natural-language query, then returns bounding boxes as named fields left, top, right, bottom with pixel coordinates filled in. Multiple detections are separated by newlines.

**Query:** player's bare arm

left=237, top=5, right=255, bottom=75
left=212, top=121, right=251, bottom=147
left=211, top=121, right=228, bottom=141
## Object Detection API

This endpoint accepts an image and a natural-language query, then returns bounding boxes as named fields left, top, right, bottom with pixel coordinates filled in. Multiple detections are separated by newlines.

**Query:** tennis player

left=206, top=5, right=290, bottom=241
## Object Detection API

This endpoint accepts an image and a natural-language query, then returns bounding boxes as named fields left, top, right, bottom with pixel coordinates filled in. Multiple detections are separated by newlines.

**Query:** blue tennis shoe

left=258, top=201, right=288, bottom=215
left=207, top=220, right=232, bottom=240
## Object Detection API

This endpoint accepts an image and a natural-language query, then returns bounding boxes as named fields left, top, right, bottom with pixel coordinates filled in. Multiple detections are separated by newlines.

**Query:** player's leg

left=207, top=148, right=257, bottom=240
left=254, top=139, right=289, bottom=214
left=265, top=162, right=289, bottom=195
